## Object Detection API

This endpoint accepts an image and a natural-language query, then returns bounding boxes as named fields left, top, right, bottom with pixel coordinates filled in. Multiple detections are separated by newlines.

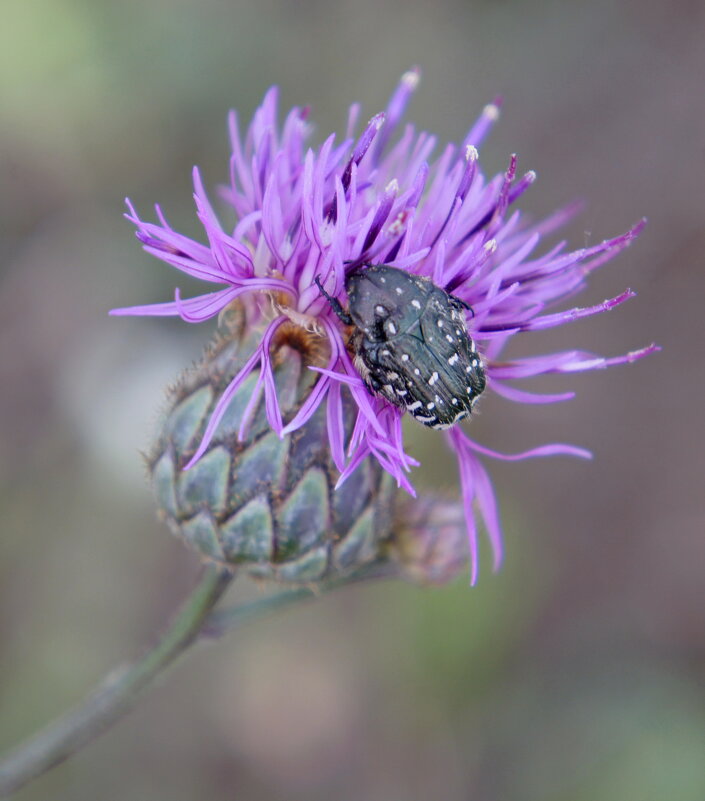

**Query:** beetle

left=315, top=264, right=486, bottom=429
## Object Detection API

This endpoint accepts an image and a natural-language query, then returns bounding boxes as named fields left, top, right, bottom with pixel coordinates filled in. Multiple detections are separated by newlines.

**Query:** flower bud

left=390, top=496, right=469, bottom=585
left=149, top=310, right=397, bottom=584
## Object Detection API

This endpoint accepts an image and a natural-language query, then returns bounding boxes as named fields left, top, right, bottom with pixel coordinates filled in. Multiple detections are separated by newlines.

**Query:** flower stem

left=202, top=559, right=396, bottom=639
left=0, top=559, right=397, bottom=797
left=0, top=564, right=233, bottom=798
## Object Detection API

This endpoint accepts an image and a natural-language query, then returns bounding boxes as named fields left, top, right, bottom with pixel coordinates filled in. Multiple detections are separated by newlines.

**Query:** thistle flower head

left=113, top=69, right=657, bottom=583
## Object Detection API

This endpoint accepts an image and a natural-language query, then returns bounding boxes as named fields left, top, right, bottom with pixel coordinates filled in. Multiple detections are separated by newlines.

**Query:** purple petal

left=237, top=375, right=264, bottom=441
left=328, top=113, right=385, bottom=222
left=173, top=286, right=240, bottom=323
left=310, top=367, right=364, bottom=386
left=483, top=289, right=635, bottom=333
left=471, top=456, right=503, bottom=572
left=373, top=67, right=420, bottom=161
left=362, top=179, right=399, bottom=254
left=281, top=320, right=345, bottom=435
left=447, top=427, right=480, bottom=585
left=463, top=438, right=593, bottom=462
left=139, top=245, right=233, bottom=283
left=508, top=170, right=537, bottom=205
left=490, top=380, right=576, bottom=404
left=326, top=381, right=346, bottom=473
left=463, top=96, right=502, bottom=149
left=489, top=350, right=590, bottom=379
left=337, top=351, right=389, bottom=439
left=553, top=343, right=661, bottom=373
left=260, top=320, right=286, bottom=435
left=183, top=317, right=284, bottom=470
left=110, top=285, right=238, bottom=319
left=335, top=442, right=371, bottom=490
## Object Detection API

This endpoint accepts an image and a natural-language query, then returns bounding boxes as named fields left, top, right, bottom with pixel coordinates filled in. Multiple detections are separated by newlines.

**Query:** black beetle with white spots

left=316, top=264, right=486, bottom=429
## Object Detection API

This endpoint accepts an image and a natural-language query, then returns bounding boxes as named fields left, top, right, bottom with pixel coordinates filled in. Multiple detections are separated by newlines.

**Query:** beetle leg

left=367, top=374, right=383, bottom=391
left=449, top=293, right=475, bottom=317
left=314, top=276, right=354, bottom=325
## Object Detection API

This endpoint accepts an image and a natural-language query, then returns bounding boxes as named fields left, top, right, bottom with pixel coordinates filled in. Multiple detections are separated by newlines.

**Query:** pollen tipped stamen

left=373, top=66, right=421, bottom=162
left=430, top=147, right=480, bottom=250
left=462, top=95, right=503, bottom=150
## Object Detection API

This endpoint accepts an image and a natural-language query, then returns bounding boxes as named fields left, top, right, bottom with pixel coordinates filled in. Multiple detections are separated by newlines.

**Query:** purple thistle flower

left=112, top=69, right=658, bottom=584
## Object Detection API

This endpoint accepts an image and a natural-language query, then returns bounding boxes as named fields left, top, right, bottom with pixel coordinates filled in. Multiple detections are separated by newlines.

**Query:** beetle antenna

left=314, top=276, right=354, bottom=326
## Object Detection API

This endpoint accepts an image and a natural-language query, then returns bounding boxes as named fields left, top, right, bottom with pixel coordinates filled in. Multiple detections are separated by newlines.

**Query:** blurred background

left=1, top=0, right=704, bottom=798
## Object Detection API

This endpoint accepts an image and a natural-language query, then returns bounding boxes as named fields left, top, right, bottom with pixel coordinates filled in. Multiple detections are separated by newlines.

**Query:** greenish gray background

left=1, top=0, right=703, bottom=799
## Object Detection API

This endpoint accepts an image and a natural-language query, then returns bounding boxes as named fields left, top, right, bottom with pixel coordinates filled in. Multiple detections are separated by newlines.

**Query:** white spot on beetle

left=375, top=304, right=385, bottom=315
left=414, top=368, right=421, bottom=375
left=411, top=299, right=421, bottom=309
left=426, top=402, right=435, bottom=410
left=396, top=388, right=408, bottom=396
left=381, top=349, right=390, bottom=356
left=466, top=386, right=473, bottom=393
left=448, top=353, right=459, bottom=365
left=429, top=371, right=439, bottom=385
left=401, top=353, right=409, bottom=361
left=395, top=286, right=403, bottom=295
left=437, top=320, right=444, bottom=328
left=415, top=414, right=437, bottom=424
left=452, top=397, right=459, bottom=405
left=408, top=401, right=422, bottom=411
left=387, top=321, right=397, bottom=334
left=446, top=334, right=454, bottom=343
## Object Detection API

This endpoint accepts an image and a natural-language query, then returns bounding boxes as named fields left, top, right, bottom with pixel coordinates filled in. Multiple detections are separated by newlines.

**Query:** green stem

left=0, top=559, right=397, bottom=797
left=0, top=565, right=233, bottom=798
left=202, top=560, right=396, bottom=638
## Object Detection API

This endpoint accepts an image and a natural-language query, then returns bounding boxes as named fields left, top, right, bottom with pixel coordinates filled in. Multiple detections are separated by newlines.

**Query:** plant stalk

left=0, top=559, right=396, bottom=797
left=0, top=564, right=233, bottom=797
